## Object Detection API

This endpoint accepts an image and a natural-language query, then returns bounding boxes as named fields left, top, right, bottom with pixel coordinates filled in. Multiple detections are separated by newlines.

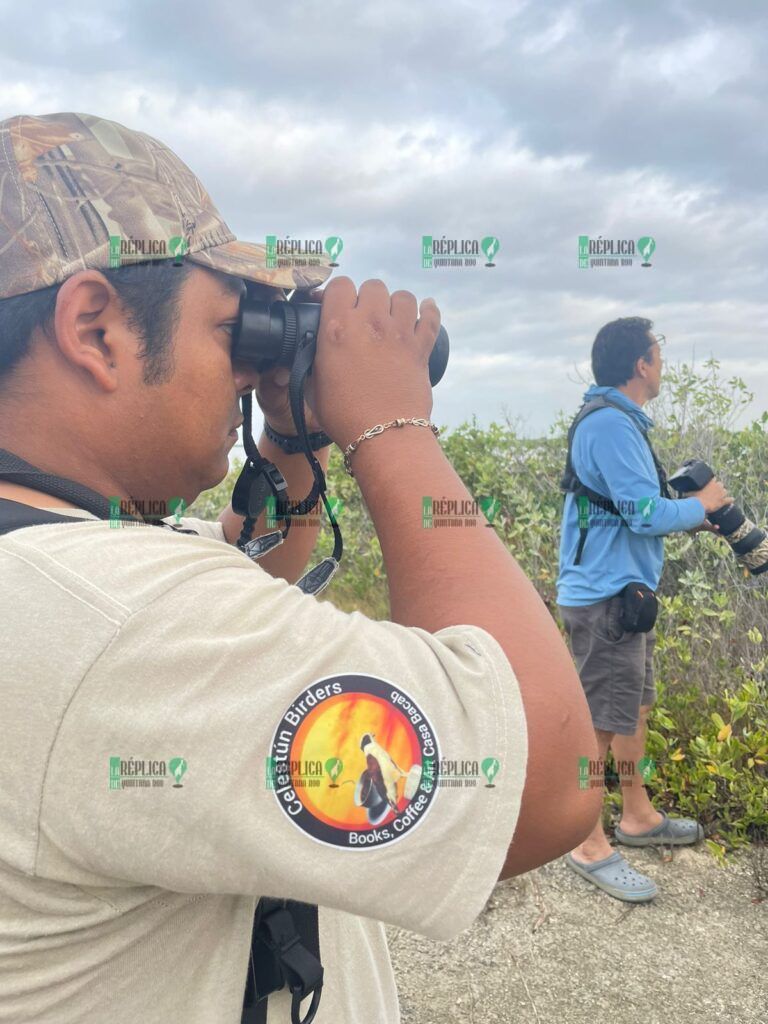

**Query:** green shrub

left=643, top=679, right=768, bottom=858
left=188, top=361, right=768, bottom=855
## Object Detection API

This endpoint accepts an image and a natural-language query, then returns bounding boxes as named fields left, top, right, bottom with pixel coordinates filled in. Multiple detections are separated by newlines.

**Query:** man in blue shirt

left=557, top=317, right=731, bottom=901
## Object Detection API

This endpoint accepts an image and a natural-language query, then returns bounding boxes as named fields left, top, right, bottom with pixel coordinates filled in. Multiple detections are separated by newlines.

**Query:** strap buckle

left=252, top=905, right=324, bottom=1024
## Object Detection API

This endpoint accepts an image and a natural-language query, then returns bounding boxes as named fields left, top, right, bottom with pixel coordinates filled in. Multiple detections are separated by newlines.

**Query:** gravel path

left=387, top=846, right=767, bottom=1024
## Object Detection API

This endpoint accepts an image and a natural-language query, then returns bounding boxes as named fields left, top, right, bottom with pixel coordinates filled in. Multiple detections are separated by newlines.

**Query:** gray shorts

left=558, top=595, right=656, bottom=736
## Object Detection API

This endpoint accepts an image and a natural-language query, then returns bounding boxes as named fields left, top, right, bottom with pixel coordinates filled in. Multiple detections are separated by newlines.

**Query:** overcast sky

left=2, top=0, right=766, bottom=445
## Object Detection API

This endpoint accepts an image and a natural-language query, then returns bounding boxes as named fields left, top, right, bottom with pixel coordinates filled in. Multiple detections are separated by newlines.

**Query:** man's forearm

left=219, top=431, right=332, bottom=584
left=351, top=425, right=601, bottom=869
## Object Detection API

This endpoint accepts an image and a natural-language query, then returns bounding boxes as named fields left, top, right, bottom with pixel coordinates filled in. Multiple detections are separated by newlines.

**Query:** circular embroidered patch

left=268, top=674, right=440, bottom=849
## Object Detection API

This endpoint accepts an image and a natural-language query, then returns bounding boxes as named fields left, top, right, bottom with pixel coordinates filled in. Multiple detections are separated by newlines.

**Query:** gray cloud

left=1, top=0, right=766, bottom=436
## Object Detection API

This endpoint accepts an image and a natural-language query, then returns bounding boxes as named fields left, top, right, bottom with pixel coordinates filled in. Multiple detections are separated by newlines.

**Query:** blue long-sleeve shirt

left=557, top=385, right=706, bottom=606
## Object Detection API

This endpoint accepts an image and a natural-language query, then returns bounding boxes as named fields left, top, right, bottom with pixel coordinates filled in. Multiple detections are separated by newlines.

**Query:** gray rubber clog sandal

left=565, top=851, right=658, bottom=902
left=614, top=809, right=704, bottom=847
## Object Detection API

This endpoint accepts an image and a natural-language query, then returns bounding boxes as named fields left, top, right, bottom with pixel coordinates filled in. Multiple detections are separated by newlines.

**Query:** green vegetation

left=188, top=360, right=768, bottom=857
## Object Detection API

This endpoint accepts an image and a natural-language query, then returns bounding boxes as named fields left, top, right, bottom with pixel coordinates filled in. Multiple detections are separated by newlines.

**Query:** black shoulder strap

left=561, top=399, right=622, bottom=565
left=560, top=397, right=670, bottom=566
left=0, top=448, right=117, bottom=518
left=647, top=440, right=671, bottom=501
left=561, top=397, right=620, bottom=503
left=0, top=499, right=92, bottom=535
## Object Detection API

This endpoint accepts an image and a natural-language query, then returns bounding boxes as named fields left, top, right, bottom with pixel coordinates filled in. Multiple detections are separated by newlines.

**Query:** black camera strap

left=560, top=397, right=671, bottom=565
left=242, top=899, right=323, bottom=1024
left=0, top=450, right=325, bottom=1024
left=231, top=327, right=343, bottom=597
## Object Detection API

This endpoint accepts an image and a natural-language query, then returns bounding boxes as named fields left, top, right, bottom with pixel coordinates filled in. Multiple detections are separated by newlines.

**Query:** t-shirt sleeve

left=37, top=561, right=528, bottom=941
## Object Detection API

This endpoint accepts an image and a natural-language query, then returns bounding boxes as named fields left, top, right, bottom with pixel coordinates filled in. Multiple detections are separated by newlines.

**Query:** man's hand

left=690, top=477, right=733, bottom=514
left=688, top=521, right=722, bottom=536
left=254, top=364, right=326, bottom=436
left=684, top=478, right=733, bottom=537
left=303, top=277, right=439, bottom=453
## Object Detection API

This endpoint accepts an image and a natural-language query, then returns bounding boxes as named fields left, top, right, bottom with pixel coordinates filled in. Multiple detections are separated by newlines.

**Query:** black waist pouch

left=618, top=582, right=658, bottom=633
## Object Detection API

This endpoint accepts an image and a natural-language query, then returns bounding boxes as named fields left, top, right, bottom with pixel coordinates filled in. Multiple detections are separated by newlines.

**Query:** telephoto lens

left=233, top=288, right=450, bottom=387
left=669, top=459, right=768, bottom=577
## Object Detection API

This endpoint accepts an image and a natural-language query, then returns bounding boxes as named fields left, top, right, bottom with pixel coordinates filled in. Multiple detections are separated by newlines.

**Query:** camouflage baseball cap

left=0, top=112, right=334, bottom=301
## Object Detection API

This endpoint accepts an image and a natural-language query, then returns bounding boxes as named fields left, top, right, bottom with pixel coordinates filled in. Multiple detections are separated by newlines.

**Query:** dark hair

left=591, top=316, right=655, bottom=387
left=0, top=260, right=193, bottom=388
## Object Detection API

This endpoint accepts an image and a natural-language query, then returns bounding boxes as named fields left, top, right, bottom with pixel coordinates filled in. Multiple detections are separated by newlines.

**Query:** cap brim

left=186, top=239, right=334, bottom=290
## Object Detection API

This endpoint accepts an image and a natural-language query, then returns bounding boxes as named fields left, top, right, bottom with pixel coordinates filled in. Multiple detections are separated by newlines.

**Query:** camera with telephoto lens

left=668, top=459, right=768, bottom=577
left=232, top=288, right=450, bottom=386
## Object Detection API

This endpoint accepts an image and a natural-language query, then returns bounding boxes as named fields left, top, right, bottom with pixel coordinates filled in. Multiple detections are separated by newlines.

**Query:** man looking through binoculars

left=0, top=112, right=601, bottom=1024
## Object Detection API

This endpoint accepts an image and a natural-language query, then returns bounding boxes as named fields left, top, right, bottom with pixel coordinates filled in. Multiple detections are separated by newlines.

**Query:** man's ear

left=52, top=271, right=125, bottom=392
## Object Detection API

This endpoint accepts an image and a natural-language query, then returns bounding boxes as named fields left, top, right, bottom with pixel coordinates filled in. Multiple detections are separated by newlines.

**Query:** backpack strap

left=560, top=396, right=670, bottom=565
left=0, top=447, right=117, bottom=518
left=0, top=498, right=91, bottom=535
left=0, top=448, right=199, bottom=534
left=0, top=497, right=200, bottom=537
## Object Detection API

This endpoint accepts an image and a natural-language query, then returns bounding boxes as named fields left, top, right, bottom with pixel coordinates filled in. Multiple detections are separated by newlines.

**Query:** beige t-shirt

left=0, top=505, right=528, bottom=1024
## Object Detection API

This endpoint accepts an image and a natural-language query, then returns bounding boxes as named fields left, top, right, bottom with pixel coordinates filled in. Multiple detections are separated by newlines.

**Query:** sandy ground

left=386, top=845, right=767, bottom=1024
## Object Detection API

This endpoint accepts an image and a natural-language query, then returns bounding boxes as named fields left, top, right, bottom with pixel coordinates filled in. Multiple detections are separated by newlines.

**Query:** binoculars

left=232, top=287, right=450, bottom=387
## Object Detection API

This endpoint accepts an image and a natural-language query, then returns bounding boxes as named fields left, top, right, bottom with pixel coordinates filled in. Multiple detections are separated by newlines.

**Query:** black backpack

left=0, top=449, right=323, bottom=1024
left=559, top=396, right=670, bottom=566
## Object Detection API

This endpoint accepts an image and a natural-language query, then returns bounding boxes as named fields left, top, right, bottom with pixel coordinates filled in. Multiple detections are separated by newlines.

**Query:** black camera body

left=668, top=459, right=768, bottom=577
